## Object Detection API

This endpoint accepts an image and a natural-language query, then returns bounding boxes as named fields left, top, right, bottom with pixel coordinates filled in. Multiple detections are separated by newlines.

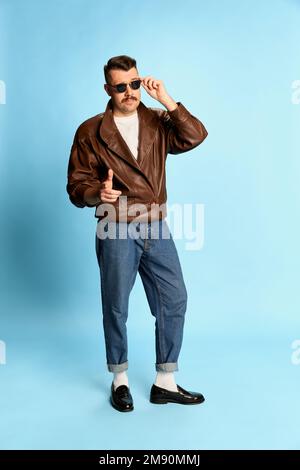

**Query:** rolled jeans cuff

left=107, top=361, right=128, bottom=373
left=155, top=362, right=178, bottom=372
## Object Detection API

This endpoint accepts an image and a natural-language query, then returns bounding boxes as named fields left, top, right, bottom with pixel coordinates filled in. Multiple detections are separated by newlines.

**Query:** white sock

left=154, top=371, right=178, bottom=392
left=113, top=371, right=129, bottom=391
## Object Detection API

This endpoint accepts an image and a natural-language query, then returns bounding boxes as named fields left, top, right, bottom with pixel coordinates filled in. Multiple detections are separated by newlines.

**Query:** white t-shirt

left=113, top=111, right=139, bottom=160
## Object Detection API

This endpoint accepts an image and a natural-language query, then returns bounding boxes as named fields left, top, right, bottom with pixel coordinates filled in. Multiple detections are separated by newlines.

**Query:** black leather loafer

left=110, top=382, right=134, bottom=412
left=150, top=383, right=205, bottom=405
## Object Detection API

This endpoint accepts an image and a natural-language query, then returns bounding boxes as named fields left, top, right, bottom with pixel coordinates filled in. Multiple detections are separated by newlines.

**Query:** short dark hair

left=104, top=55, right=137, bottom=84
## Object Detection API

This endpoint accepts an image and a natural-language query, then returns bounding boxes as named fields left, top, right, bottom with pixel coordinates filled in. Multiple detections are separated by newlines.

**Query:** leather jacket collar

left=99, top=98, right=159, bottom=172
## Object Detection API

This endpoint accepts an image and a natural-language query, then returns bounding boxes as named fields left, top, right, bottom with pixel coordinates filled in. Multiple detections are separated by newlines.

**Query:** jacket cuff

left=167, top=102, right=190, bottom=122
left=73, top=183, right=101, bottom=207
left=82, top=184, right=102, bottom=207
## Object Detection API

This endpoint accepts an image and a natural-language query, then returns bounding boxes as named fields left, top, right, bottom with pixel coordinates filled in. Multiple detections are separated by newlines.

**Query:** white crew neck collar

left=113, top=111, right=138, bottom=120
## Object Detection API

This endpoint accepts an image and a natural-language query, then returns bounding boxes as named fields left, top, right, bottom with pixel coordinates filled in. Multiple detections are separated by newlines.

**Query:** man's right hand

left=100, top=169, right=122, bottom=203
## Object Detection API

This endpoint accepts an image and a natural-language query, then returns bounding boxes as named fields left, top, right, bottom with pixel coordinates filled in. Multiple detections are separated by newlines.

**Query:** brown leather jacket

left=66, top=98, right=208, bottom=222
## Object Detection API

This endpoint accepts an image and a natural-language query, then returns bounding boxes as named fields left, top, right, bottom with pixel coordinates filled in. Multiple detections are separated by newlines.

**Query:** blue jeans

left=95, top=219, right=188, bottom=373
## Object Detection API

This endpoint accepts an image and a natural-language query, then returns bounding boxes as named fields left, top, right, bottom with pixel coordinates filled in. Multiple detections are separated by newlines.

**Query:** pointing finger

left=107, top=168, right=114, bottom=181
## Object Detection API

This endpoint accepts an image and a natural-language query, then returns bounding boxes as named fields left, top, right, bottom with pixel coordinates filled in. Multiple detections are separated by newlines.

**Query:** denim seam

left=143, top=254, right=166, bottom=363
left=98, top=233, right=141, bottom=367
left=97, top=239, right=111, bottom=361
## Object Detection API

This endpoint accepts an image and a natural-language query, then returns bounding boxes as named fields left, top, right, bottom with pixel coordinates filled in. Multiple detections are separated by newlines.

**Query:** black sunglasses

left=107, top=79, right=142, bottom=93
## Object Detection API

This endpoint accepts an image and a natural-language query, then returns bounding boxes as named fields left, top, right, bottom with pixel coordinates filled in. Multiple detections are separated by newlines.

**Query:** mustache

left=123, top=97, right=136, bottom=102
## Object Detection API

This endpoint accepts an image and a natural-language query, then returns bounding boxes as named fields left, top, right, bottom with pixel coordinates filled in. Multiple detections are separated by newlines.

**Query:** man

left=66, top=55, right=208, bottom=412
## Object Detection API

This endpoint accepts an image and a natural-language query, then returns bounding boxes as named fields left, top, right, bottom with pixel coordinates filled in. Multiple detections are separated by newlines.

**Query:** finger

left=101, top=192, right=120, bottom=200
left=151, top=79, right=158, bottom=90
left=144, top=77, right=153, bottom=85
left=101, top=193, right=119, bottom=201
left=144, top=77, right=152, bottom=87
left=101, top=197, right=118, bottom=203
left=103, top=189, right=122, bottom=196
left=101, top=191, right=122, bottom=200
left=107, top=168, right=114, bottom=181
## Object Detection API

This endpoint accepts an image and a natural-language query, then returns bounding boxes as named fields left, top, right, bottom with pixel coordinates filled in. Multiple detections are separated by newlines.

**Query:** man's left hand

left=140, top=76, right=173, bottom=106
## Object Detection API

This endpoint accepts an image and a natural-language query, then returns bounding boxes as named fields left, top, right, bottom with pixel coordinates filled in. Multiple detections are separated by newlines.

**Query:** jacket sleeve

left=66, top=131, right=104, bottom=208
left=161, top=102, right=208, bottom=155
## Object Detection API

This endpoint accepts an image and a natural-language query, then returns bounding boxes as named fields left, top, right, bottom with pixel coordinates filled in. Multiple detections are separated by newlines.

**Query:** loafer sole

left=150, top=396, right=205, bottom=405
left=110, top=396, right=134, bottom=412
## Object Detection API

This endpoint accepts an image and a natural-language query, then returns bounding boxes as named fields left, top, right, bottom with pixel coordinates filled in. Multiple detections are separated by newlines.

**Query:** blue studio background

left=0, top=0, right=300, bottom=450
